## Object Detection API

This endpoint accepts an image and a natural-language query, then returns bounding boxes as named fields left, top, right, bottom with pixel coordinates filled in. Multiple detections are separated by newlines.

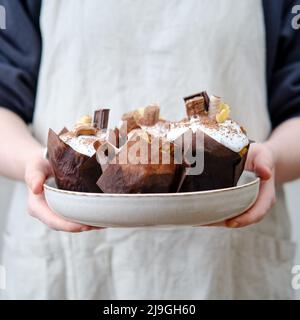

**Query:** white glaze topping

left=192, top=117, right=248, bottom=152
left=60, top=134, right=99, bottom=157
left=165, top=117, right=248, bottom=153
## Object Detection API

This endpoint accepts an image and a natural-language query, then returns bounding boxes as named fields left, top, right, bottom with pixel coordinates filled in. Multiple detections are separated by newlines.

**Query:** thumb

left=253, top=151, right=273, bottom=181
left=25, top=159, right=52, bottom=195
left=26, top=169, right=46, bottom=194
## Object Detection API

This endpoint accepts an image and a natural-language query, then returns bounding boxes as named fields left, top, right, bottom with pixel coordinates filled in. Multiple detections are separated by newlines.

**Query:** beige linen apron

left=1, top=0, right=296, bottom=299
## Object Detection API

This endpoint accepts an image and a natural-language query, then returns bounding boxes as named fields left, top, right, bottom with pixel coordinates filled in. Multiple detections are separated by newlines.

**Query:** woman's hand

left=25, top=154, right=99, bottom=232
left=225, top=143, right=276, bottom=228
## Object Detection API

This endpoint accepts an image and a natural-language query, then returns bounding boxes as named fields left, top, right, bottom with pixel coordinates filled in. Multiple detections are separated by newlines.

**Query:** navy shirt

left=0, top=0, right=300, bottom=128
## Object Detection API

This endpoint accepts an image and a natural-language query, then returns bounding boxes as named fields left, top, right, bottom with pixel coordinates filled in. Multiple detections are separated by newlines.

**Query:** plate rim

left=44, top=170, right=260, bottom=198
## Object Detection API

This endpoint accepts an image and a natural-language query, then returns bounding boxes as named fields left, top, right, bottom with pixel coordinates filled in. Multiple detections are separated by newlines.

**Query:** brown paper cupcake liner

left=47, top=129, right=102, bottom=193
left=178, top=132, right=249, bottom=192
left=97, top=138, right=179, bottom=194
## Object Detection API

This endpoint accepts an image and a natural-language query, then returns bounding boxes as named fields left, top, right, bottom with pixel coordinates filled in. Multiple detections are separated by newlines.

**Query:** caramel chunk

left=138, top=104, right=160, bottom=126
left=74, top=125, right=97, bottom=137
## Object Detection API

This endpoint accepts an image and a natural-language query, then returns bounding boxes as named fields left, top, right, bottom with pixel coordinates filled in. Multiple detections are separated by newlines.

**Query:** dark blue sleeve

left=263, top=0, right=300, bottom=128
left=0, top=0, right=41, bottom=123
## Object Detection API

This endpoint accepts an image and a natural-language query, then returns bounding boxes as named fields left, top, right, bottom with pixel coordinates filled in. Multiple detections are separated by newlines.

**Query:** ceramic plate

left=44, top=171, right=259, bottom=227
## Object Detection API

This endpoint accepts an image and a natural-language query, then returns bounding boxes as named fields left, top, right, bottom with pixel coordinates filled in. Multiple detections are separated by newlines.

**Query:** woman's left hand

left=225, top=142, right=276, bottom=228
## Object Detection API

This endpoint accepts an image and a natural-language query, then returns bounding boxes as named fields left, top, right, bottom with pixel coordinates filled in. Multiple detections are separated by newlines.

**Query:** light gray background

left=0, top=177, right=300, bottom=298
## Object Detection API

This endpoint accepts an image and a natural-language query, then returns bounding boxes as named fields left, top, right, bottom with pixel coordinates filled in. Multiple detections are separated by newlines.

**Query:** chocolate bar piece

left=94, top=109, right=110, bottom=130
left=184, top=91, right=210, bottom=118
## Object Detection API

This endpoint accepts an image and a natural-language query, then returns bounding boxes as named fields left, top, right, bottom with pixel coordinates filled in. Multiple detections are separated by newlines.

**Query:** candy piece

left=138, top=104, right=160, bottom=126
left=208, top=95, right=221, bottom=119
left=74, top=125, right=97, bottom=136
left=185, top=96, right=205, bottom=118
left=184, top=91, right=210, bottom=118
left=184, top=91, right=210, bottom=117
left=216, top=103, right=230, bottom=123
left=94, top=109, right=110, bottom=130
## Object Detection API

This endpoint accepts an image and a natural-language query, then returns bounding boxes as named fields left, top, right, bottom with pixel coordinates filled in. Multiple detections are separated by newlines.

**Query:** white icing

left=60, top=134, right=99, bottom=157
left=166, top=126, right=189, bottom=141
left=166, top=117, right=248, bottom=153
left=143, top=123, right=169, bottom=138
left=193, top=118, right=249, bottom=152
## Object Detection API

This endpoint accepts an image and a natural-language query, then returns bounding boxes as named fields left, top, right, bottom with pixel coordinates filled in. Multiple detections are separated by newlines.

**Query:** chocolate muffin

left=47, top=109, right=110, bottom=192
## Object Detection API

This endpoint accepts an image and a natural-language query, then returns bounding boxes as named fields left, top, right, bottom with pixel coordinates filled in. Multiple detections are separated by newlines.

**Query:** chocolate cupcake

left=174, top=92, right=249, bottom=192
left=47, top=109, right=110, bottom=192
left=97, top=108, right=180, bottom=194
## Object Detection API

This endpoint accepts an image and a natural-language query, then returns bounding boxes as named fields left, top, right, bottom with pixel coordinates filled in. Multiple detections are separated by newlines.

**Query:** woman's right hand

left=25, top=154, right=98, bottom=232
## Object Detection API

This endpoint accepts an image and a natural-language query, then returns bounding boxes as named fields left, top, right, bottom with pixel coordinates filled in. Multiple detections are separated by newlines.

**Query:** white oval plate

left=44, top=171, right=259, bottom=228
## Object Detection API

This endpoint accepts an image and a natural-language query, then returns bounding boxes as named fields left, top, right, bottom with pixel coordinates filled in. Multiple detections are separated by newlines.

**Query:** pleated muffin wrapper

left=96, top=130, right=181, bottom=194
left=177, top=129, right=250, bottom=192
left=173, top=91, right=250, bottom=192
left=47, top=128, right=103, bottom=193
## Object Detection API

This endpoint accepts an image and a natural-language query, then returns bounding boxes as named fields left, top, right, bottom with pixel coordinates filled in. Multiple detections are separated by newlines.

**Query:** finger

left=29, top=170, right=47, bottom=194
left=201, top=221, right=226, bottom=227
left=25, top=160, right=52, bottom=195
left=226, top=177, right=275, bottom=228
left=28, top=190, right=99, bottom=232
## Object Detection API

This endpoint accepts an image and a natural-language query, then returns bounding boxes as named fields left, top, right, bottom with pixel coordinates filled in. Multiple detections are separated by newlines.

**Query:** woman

left=0, top=0, right=300, bottom=299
